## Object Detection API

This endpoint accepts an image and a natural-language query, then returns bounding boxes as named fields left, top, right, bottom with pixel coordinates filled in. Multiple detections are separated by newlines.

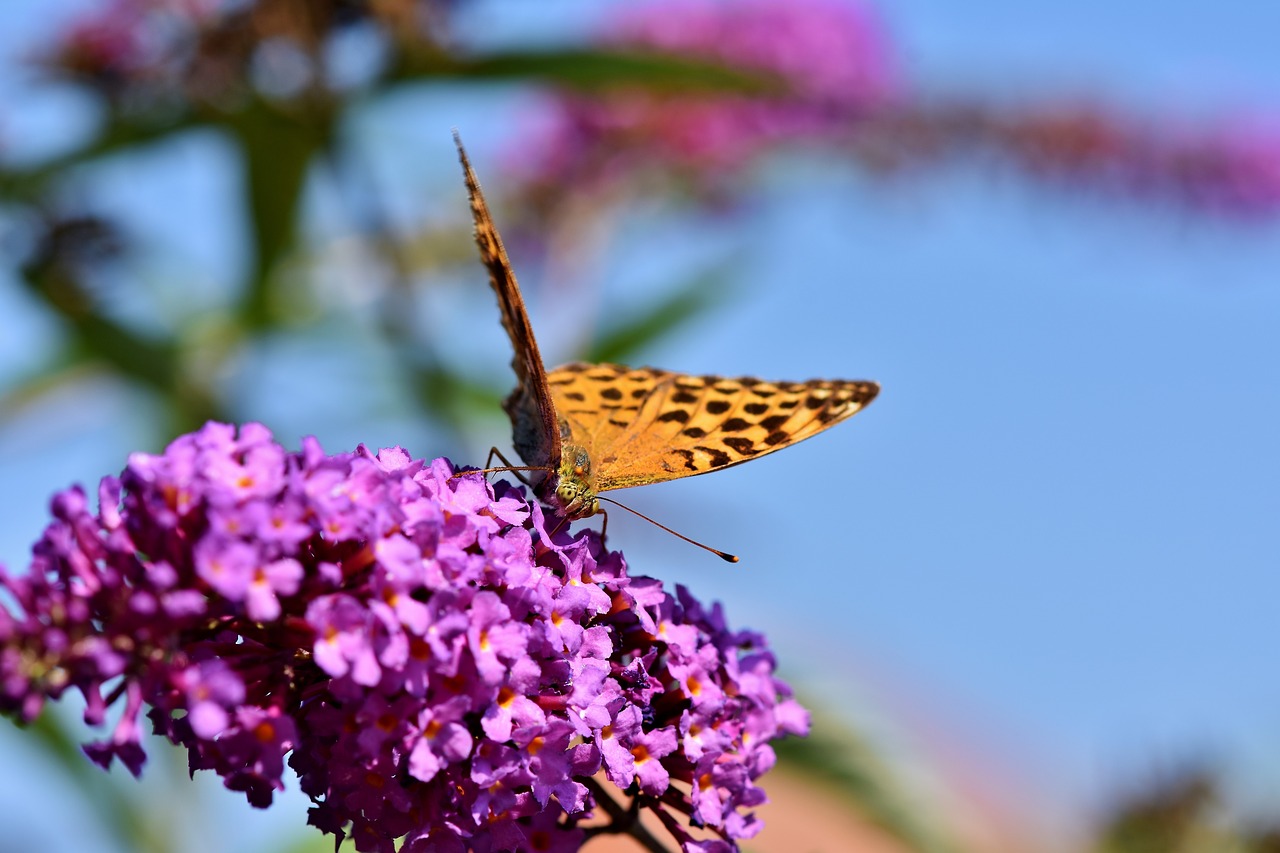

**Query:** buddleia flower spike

left=0, top=422, right=811, bottom=852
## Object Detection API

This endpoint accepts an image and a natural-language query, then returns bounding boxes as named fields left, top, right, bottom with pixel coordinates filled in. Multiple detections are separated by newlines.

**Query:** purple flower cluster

left=0, top=423, right=808, bottom=852
left=520, top=0, right=896, bottom=188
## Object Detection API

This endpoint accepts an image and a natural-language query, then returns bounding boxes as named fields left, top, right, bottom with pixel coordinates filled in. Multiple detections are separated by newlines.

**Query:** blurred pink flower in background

left=960, top=103, right=1280, bottom=216
left=38, top=0, right=1280, bottom=218
left=521, top=0, right=895, bottom=189
left=516, top=0, right=1280, bottom=218
left=604, top=0, right=896, bottom=162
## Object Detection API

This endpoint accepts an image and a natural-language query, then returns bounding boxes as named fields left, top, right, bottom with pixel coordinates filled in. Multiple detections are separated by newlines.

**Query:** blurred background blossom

left=2, top=0, right=1280, bottom=851
left=517, top=0, right=897, bottom=190
left=520, top=0, right=1280, bottom=215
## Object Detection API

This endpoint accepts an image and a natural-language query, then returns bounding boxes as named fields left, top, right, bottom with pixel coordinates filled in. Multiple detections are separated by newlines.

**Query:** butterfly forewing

left=547, top=364, right=880, bottom=491
left=456, top=134, right=561, bottom=471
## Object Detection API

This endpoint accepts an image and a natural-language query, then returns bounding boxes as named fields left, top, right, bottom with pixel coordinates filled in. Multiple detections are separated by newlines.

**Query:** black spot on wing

left=669, top=448, right=697, bottom=471
left=722, top=437, right=759, bottom=456
left=694, top=446, right=731, bottom=468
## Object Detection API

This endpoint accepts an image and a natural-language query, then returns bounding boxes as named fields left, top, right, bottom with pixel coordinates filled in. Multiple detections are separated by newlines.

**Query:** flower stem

left=582, top=777, right=675, bottom=853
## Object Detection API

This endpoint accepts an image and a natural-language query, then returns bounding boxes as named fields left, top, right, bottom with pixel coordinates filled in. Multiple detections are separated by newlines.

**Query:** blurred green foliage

left=0, top=5, right=766, bottom=445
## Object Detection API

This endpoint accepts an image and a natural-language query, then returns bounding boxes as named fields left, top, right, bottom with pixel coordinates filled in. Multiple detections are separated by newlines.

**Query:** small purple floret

left=0, top=422, right=807, bottom=852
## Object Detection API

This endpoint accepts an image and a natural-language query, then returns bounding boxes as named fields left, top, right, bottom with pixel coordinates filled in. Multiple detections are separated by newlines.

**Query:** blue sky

left=2, top=0, right=1280, bottom=845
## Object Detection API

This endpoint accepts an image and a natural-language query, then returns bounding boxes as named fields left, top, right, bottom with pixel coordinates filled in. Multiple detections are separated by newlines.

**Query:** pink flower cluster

left=524, top=0, right=896, bottom=185
left=985, top=105, right=1280, bottom=216
left=0, top=423, right=808, bottom=852
left=516, top=0, right=1280, bottom=218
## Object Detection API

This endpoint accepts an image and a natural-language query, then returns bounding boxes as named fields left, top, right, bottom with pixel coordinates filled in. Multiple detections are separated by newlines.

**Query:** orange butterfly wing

left=547, top=363, right=880, bottom=492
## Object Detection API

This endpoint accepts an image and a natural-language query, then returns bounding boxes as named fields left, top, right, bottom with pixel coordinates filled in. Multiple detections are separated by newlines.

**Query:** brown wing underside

left=547, top=362, right=880, bottom=492
left=455, top=134, right=561, bottom=470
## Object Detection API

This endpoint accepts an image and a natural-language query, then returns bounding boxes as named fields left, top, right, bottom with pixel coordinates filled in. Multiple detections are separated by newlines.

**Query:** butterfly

left=455, top=133, right=879, bottom=559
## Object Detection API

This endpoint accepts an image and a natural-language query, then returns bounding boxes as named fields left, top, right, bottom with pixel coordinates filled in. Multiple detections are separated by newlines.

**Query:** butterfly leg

left=450, top=448, right=546, bottom=488
left=483, top=447, right=536, bottom=488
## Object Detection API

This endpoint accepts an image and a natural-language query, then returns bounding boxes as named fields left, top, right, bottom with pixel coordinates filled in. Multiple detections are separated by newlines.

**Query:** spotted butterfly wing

left=455, top=135, right=879, bottom=523
left=548, top=363, right=877, bottom=490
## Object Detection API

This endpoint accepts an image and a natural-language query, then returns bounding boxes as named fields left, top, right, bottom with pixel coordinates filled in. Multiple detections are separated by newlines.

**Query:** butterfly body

left=548, top=443, right=599, bottom=519
left=455, top=134, right=879, bottom=532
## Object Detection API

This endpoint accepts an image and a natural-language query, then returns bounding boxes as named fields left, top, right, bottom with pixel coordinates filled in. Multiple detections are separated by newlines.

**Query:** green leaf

left=584, top=270, right=732, bottom=366
left=392, top=47, right=782, bottom=96
left=222, top=97, right=333, bottom=328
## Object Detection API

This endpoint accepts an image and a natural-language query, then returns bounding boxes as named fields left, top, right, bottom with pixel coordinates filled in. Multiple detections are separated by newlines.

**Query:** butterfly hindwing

left=548, top=363, right=880, bottom=491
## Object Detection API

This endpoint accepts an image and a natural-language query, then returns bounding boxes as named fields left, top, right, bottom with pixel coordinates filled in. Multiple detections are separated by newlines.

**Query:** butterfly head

left=553, top=445, right=599, bottom=519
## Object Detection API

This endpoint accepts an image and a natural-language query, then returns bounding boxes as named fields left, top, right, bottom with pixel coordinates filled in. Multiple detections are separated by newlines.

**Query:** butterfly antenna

left=597, top=496, right=739, bottom=563
left=451, top=465, right=551, bottom=488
